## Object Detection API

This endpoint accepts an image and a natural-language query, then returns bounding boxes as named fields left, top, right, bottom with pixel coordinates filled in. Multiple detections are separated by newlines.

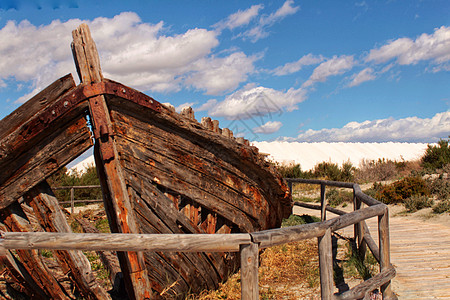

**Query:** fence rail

left=0, top=179, right=397, bottom=300
left=52, top=185, right=102, bottom=214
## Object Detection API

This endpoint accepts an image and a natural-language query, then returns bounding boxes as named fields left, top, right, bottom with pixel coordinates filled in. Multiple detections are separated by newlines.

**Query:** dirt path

left=293, top=205, right=450, bottom=299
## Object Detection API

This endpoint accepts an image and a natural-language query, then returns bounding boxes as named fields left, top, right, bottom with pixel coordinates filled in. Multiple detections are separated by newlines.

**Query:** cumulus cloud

left=292, top=111, right=450, bottom=143
left=207, top=84, right=307, bottom=119
left=366, top=26, right=450, bottom=66
left=253, top=121, right=282, bottom=134
left=184, top=52, right=258, bottom=95
left=0, top=12, right=257, bottom=103
left=302, top=55, right=355, bottom=87
left=273, top=54, right=324, bottom=76
left=213, top=4, right=263, bottom=31
left=347, top=67, right=376, bottom=87
left=241, top=0, right=300, bottom=42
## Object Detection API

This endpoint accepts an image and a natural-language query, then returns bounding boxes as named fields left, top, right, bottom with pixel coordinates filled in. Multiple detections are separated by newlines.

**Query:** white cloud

left=184, top=52, right=258, bottom=95
left=273, top=54, right=324, bottom=76
left=367, top=26, right=450, bottom=66
left=292, top=111, right=450, bottom=143
left=253, top=121, right=282, bottom=134
left=197, top=99, right=218, bottom=111
left=213, top=4, right=263, bottom=31
left=1, top=12, right=258, bottom=103
left=303, top=55, right=355, bottom=87
left=241, top=0, right=300, bottom=42
left=347, top=67, right=376, bottom=87
left=207, top=84, right=307, bottom=119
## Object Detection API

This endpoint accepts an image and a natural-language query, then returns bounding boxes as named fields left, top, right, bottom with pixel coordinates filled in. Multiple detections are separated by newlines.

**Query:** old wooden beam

left=240, top=242, right=259, bottom=300
left=318, top=228, right=333, bottom=300
left=1, top=232, right=252, bottom=253
left=26, top=182, right=111, bottom=300
left=335, top=266, right=396, bottom=300
left=71, top=23, right=154, bottom=299
left=0, top=114, right=92, bottom=210
left=0, top=203, right=70, bottom=299
left=251, top=204, right=386, bottom=248
left=0, top=74, right=75, bottom=141
left=378, top=208, right=397, bottom=300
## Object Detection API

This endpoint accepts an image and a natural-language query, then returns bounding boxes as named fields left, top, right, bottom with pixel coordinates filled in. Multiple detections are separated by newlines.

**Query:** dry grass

left=187, top=239, right=320, bottom=300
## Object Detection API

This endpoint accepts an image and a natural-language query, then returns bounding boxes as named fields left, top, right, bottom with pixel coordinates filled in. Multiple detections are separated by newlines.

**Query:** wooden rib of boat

left=0, top=24, right=292, bottom=299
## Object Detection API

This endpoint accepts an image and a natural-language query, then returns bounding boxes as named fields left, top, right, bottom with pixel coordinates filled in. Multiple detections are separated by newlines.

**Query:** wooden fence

left=0, top=179, right=397, bottom=299
left=52, top=185, right=102, bottom=214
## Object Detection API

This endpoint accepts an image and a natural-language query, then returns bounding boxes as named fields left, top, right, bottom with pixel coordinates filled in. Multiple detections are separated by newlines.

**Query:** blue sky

left=1, top=0, right=449, bottom=143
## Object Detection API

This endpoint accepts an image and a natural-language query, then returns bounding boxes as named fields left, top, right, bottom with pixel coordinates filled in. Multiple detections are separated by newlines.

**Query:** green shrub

left=276, top=163, right=314, bottom=179
left=429, top=176, right=450, bottom=200
left=432, top=200, right=450, bottom=214
left=312, top=161, right=355, bottom=182
left=421, top=138, right=450, bottom=171
left=282, top=214, right=321, bottom=227
left=375, top=176, right=430, bottom=204
left=326, top=188, right=354, bottom=207
left=404, top=195, right=434, bottom=212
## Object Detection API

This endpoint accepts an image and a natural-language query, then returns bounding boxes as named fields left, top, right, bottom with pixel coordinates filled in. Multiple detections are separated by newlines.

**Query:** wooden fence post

left=378, top=208, right=397, bottom=300
left=353, top=189, right=366, bottom=259
left=320, top=183, right=326, bottom=221
left=318, top=228, right=333, bottom=299
left=70, top=187, right=75, bottom=215
left=240, top=242, right=259, bottom=300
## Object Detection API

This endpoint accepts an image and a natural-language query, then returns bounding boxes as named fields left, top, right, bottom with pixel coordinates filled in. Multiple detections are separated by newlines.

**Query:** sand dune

left=253, top=141, right=430, bottom=170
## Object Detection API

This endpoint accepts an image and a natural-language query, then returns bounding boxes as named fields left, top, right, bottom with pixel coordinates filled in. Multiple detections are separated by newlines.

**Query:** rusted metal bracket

left=88, top=95, right=115, bottom=160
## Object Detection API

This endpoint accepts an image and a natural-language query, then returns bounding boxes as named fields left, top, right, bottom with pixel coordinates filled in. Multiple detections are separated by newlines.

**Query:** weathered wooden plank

left=26, top=182, right=111, bottom=300
left=0, top=203, right=70, bottom=299
left=378, top=208, right=397, bottom=300
left=320, top=183, right=326, bottom=221
left=128, top=186, right=219, bottom=291
left=71, top=23, right=155, bottom=299
left=0, top=114, right=92, bottom=209
left=1, top=232, right=252, bottom=252
left=335, top=266, right=396, bottom=300
left=73, top=215, right=122, bottom=293
left=318, top=228, right=333, bottom=300
left=108, top=97, right=291, bottom=222
left=240, top=242, right=259, bottom=300
left=0, top=74, right=76, bottom=140
left=0, top=250, right=48, bottom=300
left=110, top=109, right=278, bottom=231
left=71, top=23, right=103, bottom=84
left=252, top=204, right=386, bottom=248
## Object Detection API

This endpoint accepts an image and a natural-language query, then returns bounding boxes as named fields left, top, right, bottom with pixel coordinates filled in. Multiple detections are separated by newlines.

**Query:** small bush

left=326, top=188, right=354, bottom=207
left=282, top=214, right=320, bottom=227
left=421, top=138, right=450, bottom=171
left=429, top=176, right=450, bottom=200
left=355, top=158, right=398, bottom=183
left=432, top=200, right=450, bottom=214
left=312, top=161, right=355, bottom=182
left=374, top=176, right=430, bottom=204
left=404, top=195, right=434, bottom=212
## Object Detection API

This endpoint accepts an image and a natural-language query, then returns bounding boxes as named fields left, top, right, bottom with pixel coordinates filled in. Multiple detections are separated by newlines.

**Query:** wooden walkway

left=365, top=216, right=450, bottom=299
left=294, top=206, right=450, bottom=299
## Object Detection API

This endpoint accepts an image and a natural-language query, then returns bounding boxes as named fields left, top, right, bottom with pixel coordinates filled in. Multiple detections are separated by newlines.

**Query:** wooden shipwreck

left=0, top=24, right=292, bottom=299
